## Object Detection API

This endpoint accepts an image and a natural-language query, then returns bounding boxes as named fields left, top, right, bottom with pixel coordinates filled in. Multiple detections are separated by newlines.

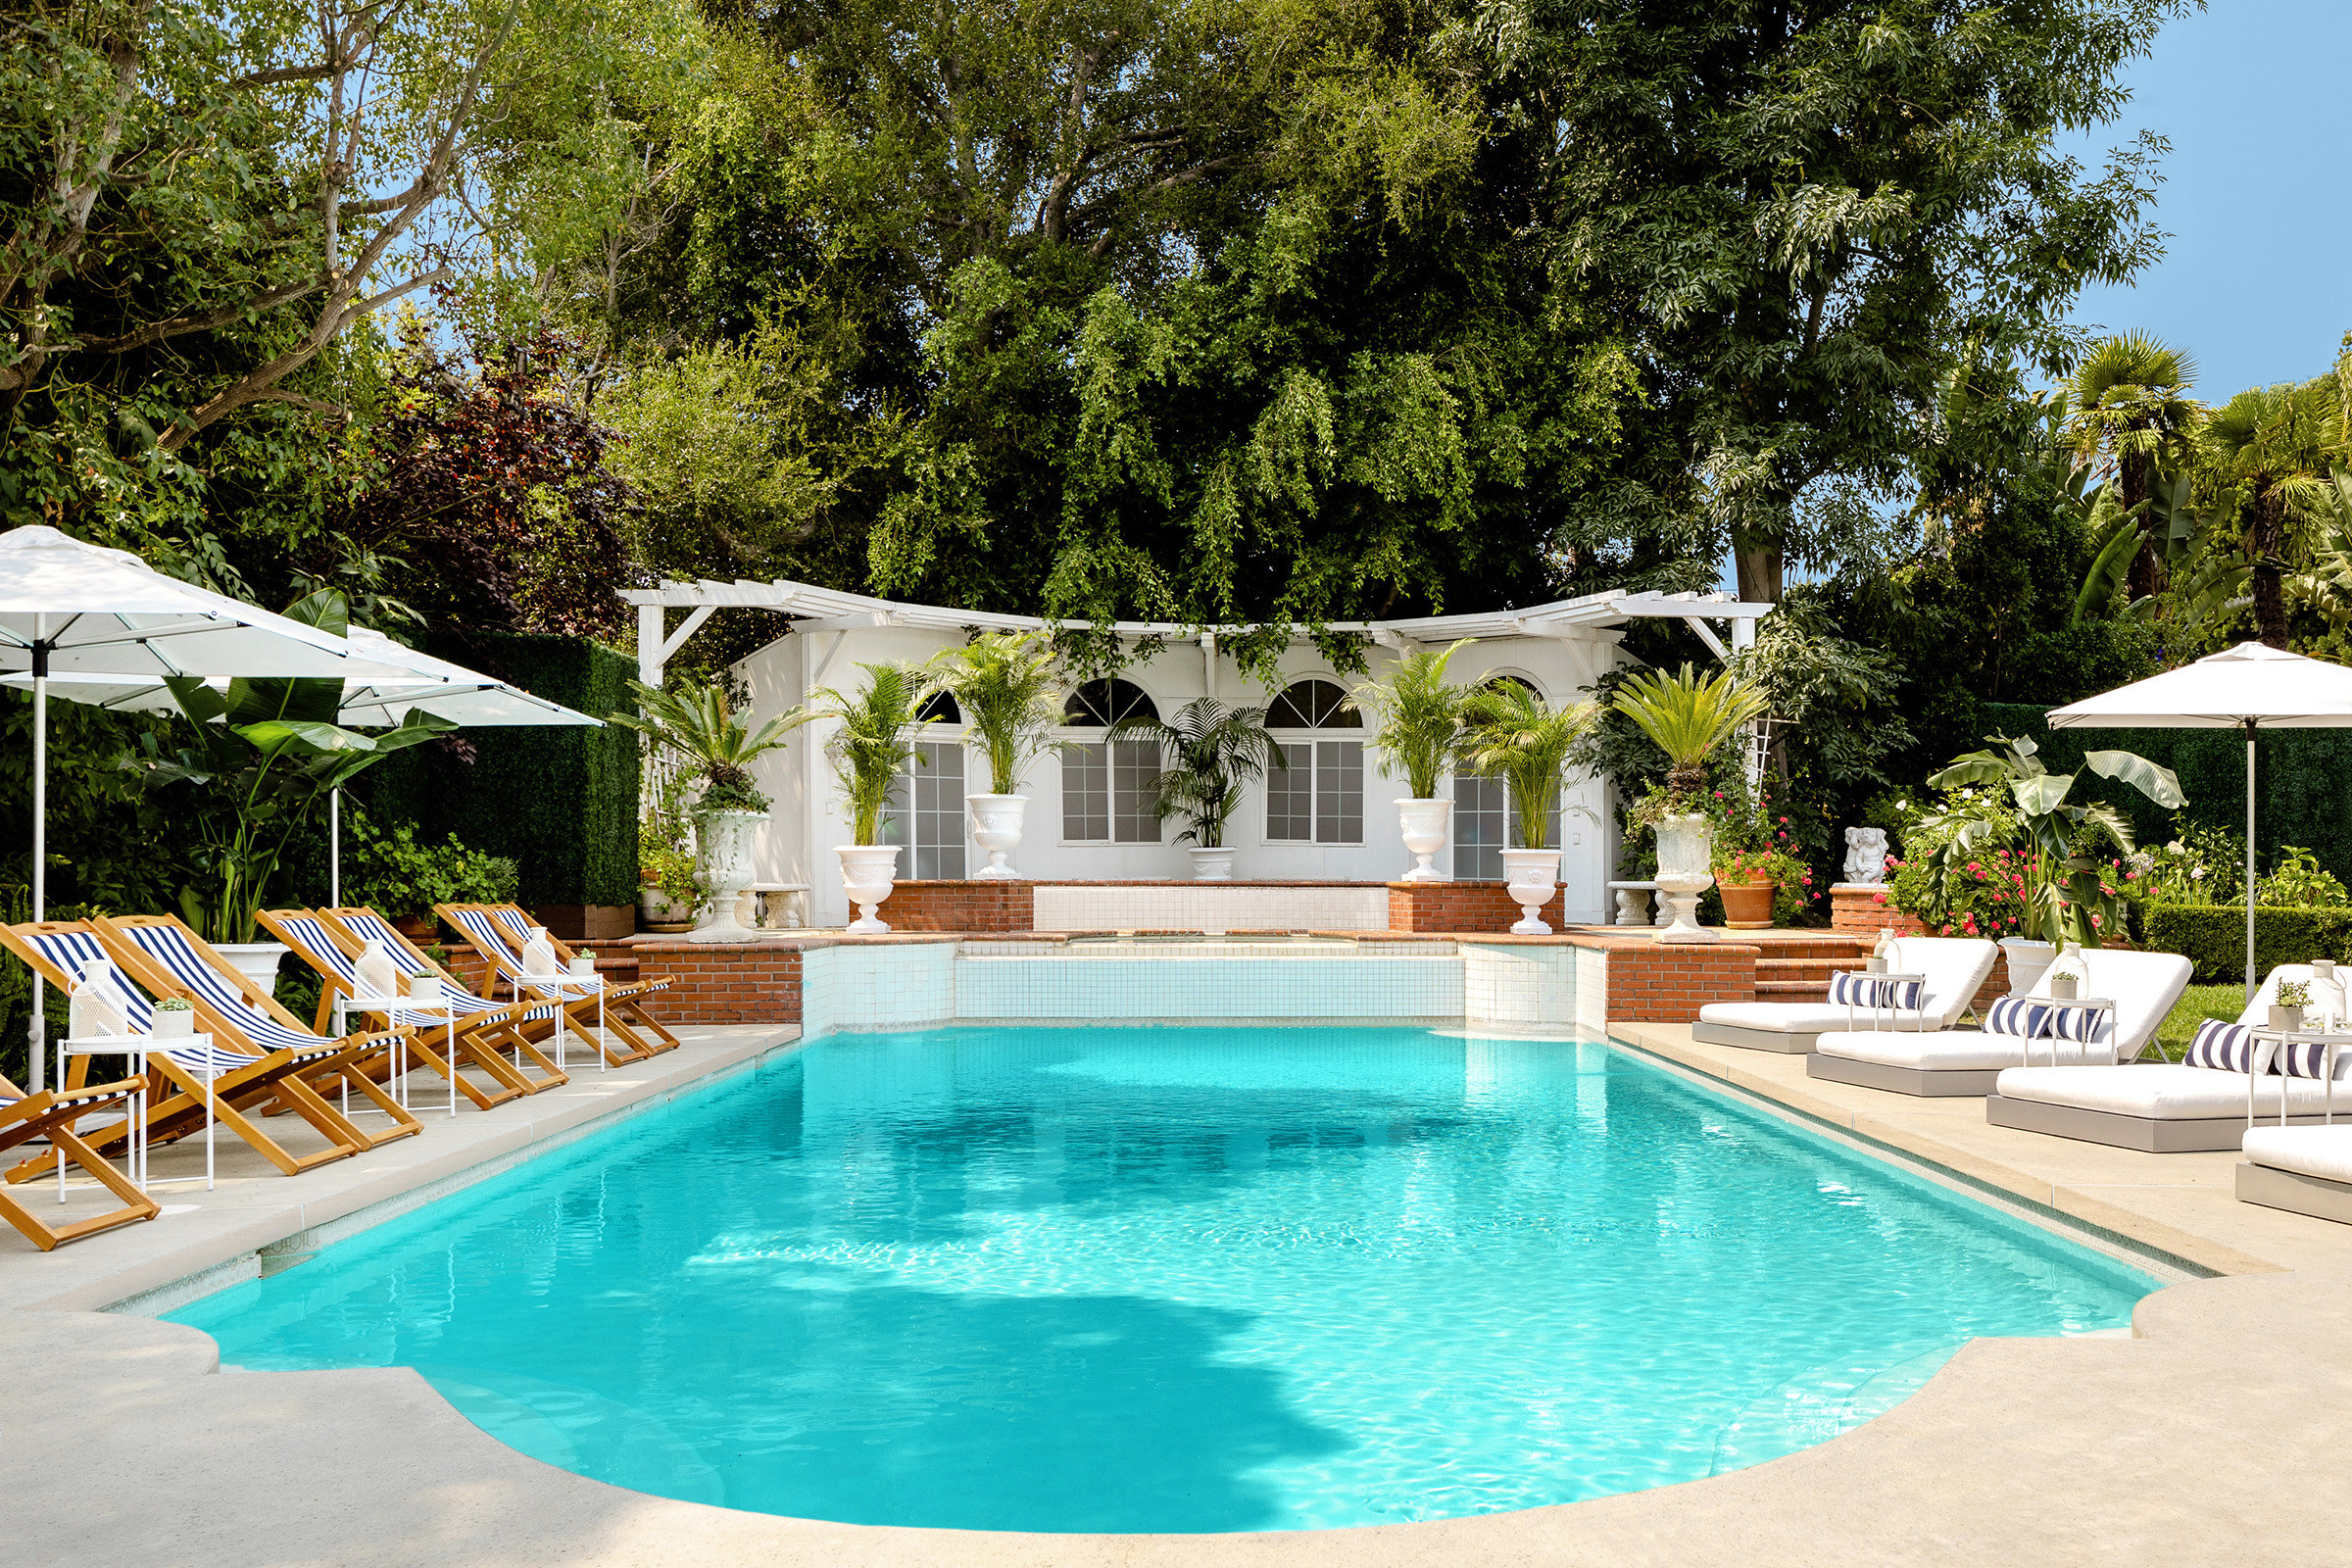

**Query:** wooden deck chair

left=256, top=909, right=547, bottom=1109
left=94, top=914, right=503, bottom=1128
left=439, top=904, right=679, bottom=1059
left=0, top=922, right=384, bottom=1182
left=0, top=1073, right=161, bottom=1250
left=321, top=907, right=647, bottom=1072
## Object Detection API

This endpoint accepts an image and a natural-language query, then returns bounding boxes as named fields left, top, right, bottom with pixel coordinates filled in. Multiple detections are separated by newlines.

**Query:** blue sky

left=2065, top=0, right=2352, bottom=399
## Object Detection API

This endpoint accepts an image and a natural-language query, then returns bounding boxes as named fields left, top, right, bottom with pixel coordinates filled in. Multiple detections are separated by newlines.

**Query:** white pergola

left=620, top=579, right=1775, bottom=690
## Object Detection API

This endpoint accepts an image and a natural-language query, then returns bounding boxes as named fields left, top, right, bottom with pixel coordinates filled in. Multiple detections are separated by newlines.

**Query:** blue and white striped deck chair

left=320, top=906, right=626, bottom=1073
left=0, top=921, right=385, bottom=1180
left=434, top=906, right=672, bottom=1063
left=258, top=908, right=557, bottom=1106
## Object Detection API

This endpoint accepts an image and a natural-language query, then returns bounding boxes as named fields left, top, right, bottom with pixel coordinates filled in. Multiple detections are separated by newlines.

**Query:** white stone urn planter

left=1653, top=811, right=1718, bottom=943
left=838, top=844, right=903, bottom=933
left=967, top=794, right=1028, bottom=879
left=638, top=885, right=693, bottom=934
left=215, top=941, right=288, bottom=995
left=1499, top=848, right=1562, bottom=935
left=688, top=808, right=765, bottom=944
left=1396, top=798, right=1452, bottom=882
left=2000, top=938, right=2057, bottom=996
left=1188, top=847, right=1237, bottom=882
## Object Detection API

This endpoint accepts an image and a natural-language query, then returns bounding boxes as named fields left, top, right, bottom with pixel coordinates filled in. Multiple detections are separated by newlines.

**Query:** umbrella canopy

left=1, top=524, right=423, bottom=1091
left=2047, top=642, right=2352, bottom=998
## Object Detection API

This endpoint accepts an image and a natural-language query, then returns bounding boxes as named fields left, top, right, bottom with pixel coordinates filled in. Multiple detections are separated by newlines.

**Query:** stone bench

left=1607, top=881, right=1672, bottom=927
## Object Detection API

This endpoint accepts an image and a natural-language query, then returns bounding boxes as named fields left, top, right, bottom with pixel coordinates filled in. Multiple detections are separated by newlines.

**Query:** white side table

left=334, top=993, right=460, bottom=1115
left=2022, top=997, right=2118, bottom=1069
left=2246, top=1027, right=2352, bottom=1128
left=60, top=1031, right=218, bottom=1192
left=1839, top=971, right=1928, bottom=1034
left=509, top=969, right=606, bottom=1072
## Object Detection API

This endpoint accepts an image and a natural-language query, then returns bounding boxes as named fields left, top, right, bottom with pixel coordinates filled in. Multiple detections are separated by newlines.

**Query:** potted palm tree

left=1459, top=681, right=1601, bottom=933
left=1611, top=663, right=1769, bottom=942
left=611, top=679, right=811, bottom=942
left=814, top=663, right=929, bottom=930
left=1350, top=639, right=1472, bottom=881
left=923, top=630, right=1065, bottom=879
left=1107, top=698, right=1282, bottom=880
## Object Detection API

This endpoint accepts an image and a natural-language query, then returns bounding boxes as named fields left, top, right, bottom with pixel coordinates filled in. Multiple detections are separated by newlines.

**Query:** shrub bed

left=2140, top=903, right=2352, bottom=983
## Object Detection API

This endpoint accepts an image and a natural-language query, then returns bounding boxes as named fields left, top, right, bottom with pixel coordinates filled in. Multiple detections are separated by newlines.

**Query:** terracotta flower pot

left=1718, top=876, right=1777, bottom=931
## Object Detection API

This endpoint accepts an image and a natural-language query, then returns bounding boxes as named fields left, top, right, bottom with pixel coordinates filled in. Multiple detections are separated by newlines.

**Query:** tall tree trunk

left=2121, top=449, right=2163, bottom=603
left=2250, top=486, right=2289, bottom=649
left=1734, top=537, right=1782, bottom=604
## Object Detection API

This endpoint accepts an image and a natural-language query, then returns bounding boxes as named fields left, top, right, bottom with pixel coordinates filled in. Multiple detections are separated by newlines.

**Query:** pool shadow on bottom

left=429, top=1279, right=1350, bottom=1535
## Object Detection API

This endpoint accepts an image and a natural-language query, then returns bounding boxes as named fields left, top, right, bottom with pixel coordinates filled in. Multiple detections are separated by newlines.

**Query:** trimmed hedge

left=1983, top=702, right=2352, bottom=890
left=2141, top=903, right=2352, bottom=984
left=365, top=634, right=639, bottom=906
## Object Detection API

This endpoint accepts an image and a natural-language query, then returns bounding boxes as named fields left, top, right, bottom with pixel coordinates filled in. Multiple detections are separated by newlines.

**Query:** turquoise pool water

left=171, top=1027, right=2153, bottom=1533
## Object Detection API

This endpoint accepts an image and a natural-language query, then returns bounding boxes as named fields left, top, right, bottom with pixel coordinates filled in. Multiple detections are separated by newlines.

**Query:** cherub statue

left=1843, top=826, right=1889, bottom=886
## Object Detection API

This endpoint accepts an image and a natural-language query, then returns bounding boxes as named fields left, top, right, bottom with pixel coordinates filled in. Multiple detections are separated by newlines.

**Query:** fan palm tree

left=612, top=679, right=812, bottom=813
left=2067, top=332, right=2203, bottom=600
left=1457, top=681, right=1600, bottom=851
left=2204, top=379, right=2335, bottom=648
left=1610, top=663, right=1769, bottom=804
left=1106, top=698, right=1282, bottom=849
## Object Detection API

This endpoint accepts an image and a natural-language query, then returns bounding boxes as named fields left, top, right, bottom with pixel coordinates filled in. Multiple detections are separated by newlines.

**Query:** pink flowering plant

left=1711, top=785, right=1817, bottom=923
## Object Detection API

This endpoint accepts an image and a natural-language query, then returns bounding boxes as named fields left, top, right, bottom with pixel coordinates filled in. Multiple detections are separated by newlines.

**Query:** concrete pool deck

left=5, top=1020, right=2349, bottom=1566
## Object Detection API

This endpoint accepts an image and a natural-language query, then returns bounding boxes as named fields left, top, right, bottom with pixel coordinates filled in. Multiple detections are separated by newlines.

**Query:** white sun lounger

left=1690, top=936, right=1996, bottom=1054
left=1984, top=964, right=2352, bottom=1151
left=2238, top=1125, right=2352, bottom=1225
left=1809, top=947, right=2192, bottom=1098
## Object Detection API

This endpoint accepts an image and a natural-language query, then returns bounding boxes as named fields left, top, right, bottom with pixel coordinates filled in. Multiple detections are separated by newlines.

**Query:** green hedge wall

left=1982, top=702, right=2352, bottom=889
left=365, top=634, right=639, bottom=906
left=2141, top=903, right=2352, bottom=983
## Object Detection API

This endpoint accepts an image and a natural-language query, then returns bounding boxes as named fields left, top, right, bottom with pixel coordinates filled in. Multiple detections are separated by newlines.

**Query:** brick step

left=1756, top=956, right=1860, bottom=979
left=1756, top=980, right=1831, bottom=999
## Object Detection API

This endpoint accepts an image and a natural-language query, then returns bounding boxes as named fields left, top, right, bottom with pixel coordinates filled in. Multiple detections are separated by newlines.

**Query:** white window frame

left=1056, top=678, right=1165, bottom=845
left=883, top=733, right=971, bottom=878
left=1264, top=676, right=1364, bottom=846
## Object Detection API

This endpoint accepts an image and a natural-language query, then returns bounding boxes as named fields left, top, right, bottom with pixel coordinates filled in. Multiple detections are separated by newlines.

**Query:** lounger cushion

left=2243, top=1126, right=2352, bottom=1183
left=1815, top=1030, right=2111, bottom=1071
left=2183, top=1020, right=2257, bottom=1072
left=1828, top=972, right=1923, bottom=1009
left=1993, top=1064, right=2350, bottom=1119
left=1695, top=1002, right=1937, bottom=1035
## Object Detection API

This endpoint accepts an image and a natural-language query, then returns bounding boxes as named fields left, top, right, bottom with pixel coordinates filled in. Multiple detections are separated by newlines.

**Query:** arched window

left=1063, top=679, right=1157, bottom=727
left=1266, top=679, right=1359, bottom=729
left=916, top=691, right=961, bottom=724
left=1453, top=674, right=1556, bottom=878
left=1060, top=679, right=1161, bottom=843
left=1265, top=679, right=1363, bottom=845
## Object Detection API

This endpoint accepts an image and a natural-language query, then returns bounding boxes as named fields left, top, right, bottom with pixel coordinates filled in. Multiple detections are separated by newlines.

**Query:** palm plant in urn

left=1458, top=681, right=1600, bottom=933
left=814, top=663, right=930, bottom=931
left=923, top=631, right=1065, bottom=879
left=1612, top=664, right=1769, bottom=942
left=1350, top=639, right=1472, bottom=881
left=1107, top=699, right=1283, bottom=880
left=612, top=680, right=811, bottom=942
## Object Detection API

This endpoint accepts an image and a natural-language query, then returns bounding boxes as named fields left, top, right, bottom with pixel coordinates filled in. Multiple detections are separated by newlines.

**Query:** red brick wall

left=1602, top=942, right=1761, bottom=1022
left=1389, top=881, right=1567, bottom=934
left=624, top=941, right=804, bottom=1024
left=881, top=881, right=1037, bottom=932
left=1832, top=884, right=1927, bottom=936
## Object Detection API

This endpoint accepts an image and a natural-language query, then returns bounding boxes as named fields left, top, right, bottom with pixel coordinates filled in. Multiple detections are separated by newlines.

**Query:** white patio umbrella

left=0, top=525, right=422, bottom=1089
left=2046, top=641, right=2352, bottom=1000
left=4, top=622, right=602, bottom=902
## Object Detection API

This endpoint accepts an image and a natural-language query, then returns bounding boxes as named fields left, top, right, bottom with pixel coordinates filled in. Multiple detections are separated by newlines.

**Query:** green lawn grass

left=2147, top=983, right=2245, bottom=1062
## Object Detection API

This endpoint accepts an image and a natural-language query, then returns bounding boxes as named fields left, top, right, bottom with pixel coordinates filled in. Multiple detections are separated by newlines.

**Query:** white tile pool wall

left=955, top=955, right=1463, bottom=1021
left=1031, top=884, right=1389, bottom=931
left=797, top=939, right=1587, bottom=1033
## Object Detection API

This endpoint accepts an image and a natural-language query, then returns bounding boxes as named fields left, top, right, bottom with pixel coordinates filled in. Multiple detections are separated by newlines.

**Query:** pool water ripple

left=171, top=1027, right=2152, bottom=1533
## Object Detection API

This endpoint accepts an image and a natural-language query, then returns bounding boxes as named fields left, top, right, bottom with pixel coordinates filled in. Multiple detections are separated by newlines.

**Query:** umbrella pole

left=28, top=639, right=44, bottom=1094
left=2245, top=718, right=2258, bottom=1004
left=330, top=786, right=341, bottom=907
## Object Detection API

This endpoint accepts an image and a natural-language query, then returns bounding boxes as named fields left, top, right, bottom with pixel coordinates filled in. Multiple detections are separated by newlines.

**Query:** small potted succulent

left=2271, top=979, right=2311, bottom=1035
left=152, top=996, right=197, bottom=1039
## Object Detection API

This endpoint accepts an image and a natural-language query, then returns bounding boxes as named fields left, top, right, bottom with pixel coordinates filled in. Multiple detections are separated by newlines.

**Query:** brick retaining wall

left=1387, top=881, right=1567, bottom=934
left=623, top=940, right=805, bottom=1025
left=1599, top=941, right=1763, bottom=1021
left=880, top=881, right=1037, bottom=932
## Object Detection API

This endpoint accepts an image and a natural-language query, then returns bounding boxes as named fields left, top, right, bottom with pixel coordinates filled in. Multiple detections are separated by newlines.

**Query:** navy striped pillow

left=2183, top=1019, right=2255, bottom=1072
left=2276, top=1039, right=2335, bottom=1079
left=1830, top=971, right=1923, bottom=1010
left=1986, top=998, right=2104, bottom=1042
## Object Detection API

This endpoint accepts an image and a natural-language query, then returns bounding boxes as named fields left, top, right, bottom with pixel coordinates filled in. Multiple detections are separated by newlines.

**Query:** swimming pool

left=171, top=1027, right=2154, bottom=1533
